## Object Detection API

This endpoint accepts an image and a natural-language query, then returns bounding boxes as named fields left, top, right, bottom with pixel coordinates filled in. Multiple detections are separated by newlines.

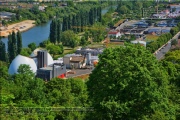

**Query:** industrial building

left=8, top=50, right=67, bottom=81
left=63, top=54, right=86, bottom=69
left=75, top=47, right=103, bottom=65
left=8, top=55, right=37, bottom=75
left=36, top=63, right=66, bottom=81
left=75, top=47, right=103, bottom=56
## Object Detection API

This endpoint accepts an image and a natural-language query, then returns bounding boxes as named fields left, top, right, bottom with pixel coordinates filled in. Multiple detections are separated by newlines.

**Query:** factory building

left=63, top=54, right=86, bottom=69
left=8, top=50, right=67, bottom=81
left=36, top=63, right=66, bottom=81
left=75, top=48, right=103, bottom=65
left=8, top=55, right=37, bottom=75
left=75, top=47, right=103, bottom=56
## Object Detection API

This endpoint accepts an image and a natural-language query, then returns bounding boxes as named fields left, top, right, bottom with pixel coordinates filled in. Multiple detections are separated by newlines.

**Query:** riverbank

left=0, top=20, right=36, bottom=37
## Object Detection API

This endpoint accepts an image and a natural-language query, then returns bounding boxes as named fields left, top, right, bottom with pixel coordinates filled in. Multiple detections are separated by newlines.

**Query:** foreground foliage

left=87, top=44, right=179, bottom=119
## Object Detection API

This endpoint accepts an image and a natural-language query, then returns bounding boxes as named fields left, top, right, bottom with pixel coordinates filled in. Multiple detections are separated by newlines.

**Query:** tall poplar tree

left=8, top=33, right=13, bottom=62
left=49, top=19, right=57, bottom=44
left=0, top=40, right=6, bottom=62
left=53, top=19, right=57, bottom=44
left=49, top=20, right=54, bottom=43
left=17, top=30, right=22, bottom=54
left=72, top=15, right=77, bottom=33
left=57, top=19, right=62, bottom=43
left=12, top=31, right=17, bottom=59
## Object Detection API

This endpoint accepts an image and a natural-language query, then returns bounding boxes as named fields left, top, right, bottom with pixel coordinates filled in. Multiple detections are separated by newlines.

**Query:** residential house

left=0, top=11, right=16, bottom=20
left=108, top=30, right=121, bottom=38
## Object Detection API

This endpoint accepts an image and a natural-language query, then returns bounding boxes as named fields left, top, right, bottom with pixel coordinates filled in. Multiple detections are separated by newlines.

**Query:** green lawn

left=145, top=35, right=159, bottom=41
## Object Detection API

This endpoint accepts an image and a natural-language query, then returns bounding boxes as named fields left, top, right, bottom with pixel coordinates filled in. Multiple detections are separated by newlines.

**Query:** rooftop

left=70, top=56, right=85, bottom=62
left=108, top=31, right=119, bottom=34
left=0, top=11, right=15, bottom=16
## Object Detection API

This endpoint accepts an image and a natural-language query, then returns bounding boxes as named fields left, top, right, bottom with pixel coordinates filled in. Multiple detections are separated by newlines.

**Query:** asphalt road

left=155, top=32, right=180, bottom=60
left=155, top=42, right=171, bottom=60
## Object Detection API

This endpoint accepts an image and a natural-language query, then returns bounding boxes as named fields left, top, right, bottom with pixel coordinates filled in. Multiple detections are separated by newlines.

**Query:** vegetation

left=61, top=30, right=80, bottom=48
left=0, top=40, right=7, bottom=62
left=116, top=1, right=154, bottom=19
left=8, top=31, right=22, bottom=63
left=147, top=21, right=180, bottom=53
left=0, top=64, right=89, bottom=119
left=87, top=44, right=180, bottom=119
left=1, top=43, right=180, bottom=119
left=145, top=34, right=159, bottom=41
left=46, top=44, right=64, bottom=58
left=28, top=42, right=36, bottom=52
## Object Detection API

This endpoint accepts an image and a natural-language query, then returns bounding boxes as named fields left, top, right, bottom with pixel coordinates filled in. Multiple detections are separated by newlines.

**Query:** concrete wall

left=63, top=56, right=71, bottom=69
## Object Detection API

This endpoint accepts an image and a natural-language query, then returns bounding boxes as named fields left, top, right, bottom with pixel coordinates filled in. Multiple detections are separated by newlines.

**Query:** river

left=1, top=20, right=51, bottom=48
left=1, top=5, right=117, bottom=48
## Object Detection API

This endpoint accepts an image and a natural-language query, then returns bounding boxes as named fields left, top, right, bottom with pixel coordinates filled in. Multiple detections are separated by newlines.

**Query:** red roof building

left=108, top=30, right=121, bottom=38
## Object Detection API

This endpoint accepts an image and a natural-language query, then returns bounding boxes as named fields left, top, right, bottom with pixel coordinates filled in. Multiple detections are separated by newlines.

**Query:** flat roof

left=40, top=66, right=53, bottom=71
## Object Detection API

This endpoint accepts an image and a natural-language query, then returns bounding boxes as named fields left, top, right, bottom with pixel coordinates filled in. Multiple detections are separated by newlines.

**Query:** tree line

left=49, top=3, right=103, bottom=48
left=0, top=31, right=22, bottom=63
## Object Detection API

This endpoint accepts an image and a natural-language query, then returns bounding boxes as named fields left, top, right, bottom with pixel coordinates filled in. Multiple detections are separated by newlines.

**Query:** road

left=155, top=32, right=180, bottom=60
left=155, top=42, right=171, bottom=60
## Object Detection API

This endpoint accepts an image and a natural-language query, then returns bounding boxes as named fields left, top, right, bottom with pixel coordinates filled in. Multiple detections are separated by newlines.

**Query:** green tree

left=20, top=48, right=32, bottom=57
left=12, top=31, right=17, bottom=58
left=39, top=13, right=48, bottom=23
left=2, top=20, right=7, bottom=26
left=118, top=5, right=130, bottom=14
left=67, top=1, right=74, bottom=7
left=57, top=19, right=62, bottom=43
left=46, top=44, right=63, bottom=58
left=171, top=39, right=178, bottom=46
left=87, top=44, right=177, bottom=119
left=170, top=27, right=179, bottom=36
left=45, top=78, right=89, bottom=120
left=164, top=50, right=180, bottom=70
left=28, top=42, right=36, bottom=52
left=0, top=40, right=7, bottom=62
left=31, top=5, right=40, bottom=15
left=12, top=64, right=46, bottom=106
left=80, top=37, right=86, bottom=46
left=61, top=30, right=80, bottom=48
left=17, top=30, right=22, bottom=54
left=8, top=33, right=13, bottom=63
left=49, top=19, right=57, bottom=44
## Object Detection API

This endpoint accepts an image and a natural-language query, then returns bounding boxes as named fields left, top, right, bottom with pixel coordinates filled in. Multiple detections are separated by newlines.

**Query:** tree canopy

left=87, top=44, right=178, bottom=119
left=61, top=30, right=80, bottom=48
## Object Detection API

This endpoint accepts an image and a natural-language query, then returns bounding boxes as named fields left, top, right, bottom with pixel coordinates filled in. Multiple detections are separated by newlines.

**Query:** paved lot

left=116, top=20, right=138, bottom=31
left=66, top=68, right=93, bottom=78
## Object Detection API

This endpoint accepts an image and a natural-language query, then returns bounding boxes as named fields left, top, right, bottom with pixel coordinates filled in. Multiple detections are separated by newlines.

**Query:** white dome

left=8, top=55, right=37, bottom=75
left=30, top=48, right=54, bottom=66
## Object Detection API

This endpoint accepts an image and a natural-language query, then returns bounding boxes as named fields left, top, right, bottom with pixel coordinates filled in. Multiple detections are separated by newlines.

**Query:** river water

left=1, top=5, right=117, bottom=48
